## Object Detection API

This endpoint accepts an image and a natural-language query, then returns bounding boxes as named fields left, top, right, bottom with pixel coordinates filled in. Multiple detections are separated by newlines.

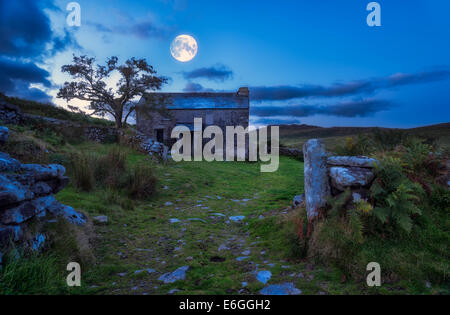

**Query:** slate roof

left=139, top=91, right=249, bottom=110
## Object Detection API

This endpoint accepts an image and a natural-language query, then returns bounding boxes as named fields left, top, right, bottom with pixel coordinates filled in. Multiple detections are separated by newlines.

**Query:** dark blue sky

left=1, top=0, right=449, bottom=127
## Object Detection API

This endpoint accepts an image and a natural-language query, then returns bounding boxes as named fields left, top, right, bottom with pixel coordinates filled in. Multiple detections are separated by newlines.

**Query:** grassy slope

left=1, top=94, right=113, bottom=127
left=50, top=143, right=445, bottom=295
left=279, top=123, right=450, bottom=149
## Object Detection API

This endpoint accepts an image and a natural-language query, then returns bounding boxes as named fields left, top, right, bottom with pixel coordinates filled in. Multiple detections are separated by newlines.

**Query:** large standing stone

left=303, top=139, right=330, bottom=219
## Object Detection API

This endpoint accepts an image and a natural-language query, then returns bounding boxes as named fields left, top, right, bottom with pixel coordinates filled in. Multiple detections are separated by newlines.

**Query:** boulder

left=0, top=126, right=9, bottom=144
left=0, top=152, right=20, bottom=172
left=0, top=175, right=30, bottom=207
left=327, top=156, right=378, bottom=168
left=293, top=194, right=305, bottom=207
left=93, top=215, right=108, bottom=225
left=329, top=166, right=375, bottom=191
left=303, top=139, right=330, bottom=219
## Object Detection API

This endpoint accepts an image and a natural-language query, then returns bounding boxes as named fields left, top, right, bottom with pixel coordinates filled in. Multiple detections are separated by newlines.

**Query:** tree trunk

left=115, top=116, right=123, bottom=129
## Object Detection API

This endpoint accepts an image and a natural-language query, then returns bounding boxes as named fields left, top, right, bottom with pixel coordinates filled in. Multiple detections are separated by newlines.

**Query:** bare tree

left=57, top=55, right=168, bottom=128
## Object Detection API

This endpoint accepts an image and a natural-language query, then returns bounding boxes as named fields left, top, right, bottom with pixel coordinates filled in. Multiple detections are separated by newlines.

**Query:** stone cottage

left=136, top=87, right=250, bottom=151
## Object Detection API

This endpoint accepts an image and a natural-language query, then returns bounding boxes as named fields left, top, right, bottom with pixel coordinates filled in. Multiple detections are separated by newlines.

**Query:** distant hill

left=276, top=123, right=450, bottom=149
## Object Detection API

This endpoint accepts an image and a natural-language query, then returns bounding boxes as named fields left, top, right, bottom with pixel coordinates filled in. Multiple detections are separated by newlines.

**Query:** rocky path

left=87, top=190, right=331, bottom=295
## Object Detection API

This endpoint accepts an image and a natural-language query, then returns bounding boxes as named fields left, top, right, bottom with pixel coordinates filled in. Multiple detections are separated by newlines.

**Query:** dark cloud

left=182, top=82, right=215, bottom=92
left=0, top=0, right=80, bottom=101
left=86, top=16, right=170, bottom=40
left=182, top=64, right=233, bottom=82
left=251, top=99, right=392, bottom=118
left=251, top=117, right=302, bottom=125
left=250, top=69, right=450, bottom=101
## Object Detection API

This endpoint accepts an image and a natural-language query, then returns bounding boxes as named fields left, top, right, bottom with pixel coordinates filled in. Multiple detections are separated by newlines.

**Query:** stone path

left=86, top=172, right=322, bottom=295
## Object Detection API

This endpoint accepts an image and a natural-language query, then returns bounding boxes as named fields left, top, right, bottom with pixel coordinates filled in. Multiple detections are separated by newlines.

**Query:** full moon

left=170, top=35, right=198, bottom=62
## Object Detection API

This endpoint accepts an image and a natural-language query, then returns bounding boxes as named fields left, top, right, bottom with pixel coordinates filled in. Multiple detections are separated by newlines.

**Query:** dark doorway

left=155, top=129, right=164, bottom=143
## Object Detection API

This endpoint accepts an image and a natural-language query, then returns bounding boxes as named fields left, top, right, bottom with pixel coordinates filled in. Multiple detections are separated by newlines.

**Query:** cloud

left=251, top=116, right=302, bottom=126
left=251, top=99, right=392, bottom=118
left=182, top=64, right=233, bottom=82
left=182, top=82, right=215, bottom=92
left=250, top=69, right=450, bottom=101
left=0, top=0, right=80, bottom=101
left=86, top=14, right=170, bottom=40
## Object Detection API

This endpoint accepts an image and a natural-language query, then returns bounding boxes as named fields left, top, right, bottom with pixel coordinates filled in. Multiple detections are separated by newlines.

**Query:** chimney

left=237, top=87, right=249, bottom=97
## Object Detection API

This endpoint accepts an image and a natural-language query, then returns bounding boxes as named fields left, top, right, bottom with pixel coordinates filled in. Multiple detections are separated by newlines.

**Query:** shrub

left=371, top=128, right=409, bottom=151
left=70, top=152, right=96, bottom=192
left=371, top=157, right=424, bottom=233
left=126, top=163, right=157, bottom=199
left=309, top=210, right=364, bottom=274
left=333, top=135, right=374, bottom=156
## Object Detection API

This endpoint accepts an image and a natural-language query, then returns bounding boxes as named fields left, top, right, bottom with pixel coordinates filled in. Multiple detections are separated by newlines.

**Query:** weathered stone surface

left=0, top=174, right=30, bottom=206
left=329, top=167, right=375, bottom=191
left=260, top=282, right=302, bottom=295
left=327, top=156, right=378, bottom=168
left=0, top=225, right=22, bottom=244
left=0, top=152, right=21, bottom=172
left=256, top=270, right=272, bottom=284
left=158, top=266, right=190, bottom=283
left=0, top=100, right=22, bottom=124
left=47, top=198, right=86, bottom=226
left=0, top=196, right=53, bottom=224
left=293, top=194, right=305, bottom=208
left=20, top=164, right=66, bottom=180
left=0, top=126, right=9, bottom=144
left=93, top=215, right=108, bottom=225
left=303, top=139, right=330, bottom=219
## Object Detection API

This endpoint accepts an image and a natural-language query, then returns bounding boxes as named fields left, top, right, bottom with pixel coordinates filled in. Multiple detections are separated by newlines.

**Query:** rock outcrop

left=327, top=155, right=377, bottom=193
left=0, top=126, right=85, bottom=262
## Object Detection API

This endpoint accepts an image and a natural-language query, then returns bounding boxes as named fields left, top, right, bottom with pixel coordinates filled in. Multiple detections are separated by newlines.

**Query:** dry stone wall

left=301, top=139, right=378, bottom=220
left=0, top=126, right=86, bottom=266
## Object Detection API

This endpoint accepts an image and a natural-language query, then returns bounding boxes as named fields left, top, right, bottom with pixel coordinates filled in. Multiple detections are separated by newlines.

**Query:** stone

left=164, top=201, right=173, bottom=206
left=0, top=126, right=9, bottom=144
left=229, top=215, right=245, bottom=222
left=329, top=167, right=375, bottom=191
left=241, top=250, right=251, bottom=255
left=0, top=225, right=22, bottom=243
left=0, top=152, right=20, bottom=172
left=93, top=215, right=108, bottom=225
left=47, top=198, right=86, bottom=225
left=158, top=266, right=190, bottom=283
left=236, top=256, right=249, bottom=261
left=260, top=282, right=302, bottom=295
left=218, top=244, right=229, bottom=251
left=303, top=139, right=330, bottom=219
left=293, top=194, right=305, bottom=207
left=0, top=175, right=30, bottom=207
left=256, top=270, right=272, bottom=284
left=0, top=195, right=53, bottom=224
left=327, top=156, right=378, bottom=168
left=20, top=164, right=66, bottom=180
left=31, top=233, right=45, bottom=251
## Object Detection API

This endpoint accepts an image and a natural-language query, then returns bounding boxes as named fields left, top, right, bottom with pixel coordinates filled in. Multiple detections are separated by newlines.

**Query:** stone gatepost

left=303, top=139, right=330, bottom=219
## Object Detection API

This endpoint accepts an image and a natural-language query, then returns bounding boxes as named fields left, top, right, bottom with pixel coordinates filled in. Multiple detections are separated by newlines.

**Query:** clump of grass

left=126, top=163, right=157, bottom=199
left=69, top=146, right=157, bottom=201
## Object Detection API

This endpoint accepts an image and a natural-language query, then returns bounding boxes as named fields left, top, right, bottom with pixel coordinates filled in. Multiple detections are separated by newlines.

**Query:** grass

left=1, top=93, right=113, bottom=127
left=278, top=123, right=450, bottom=150
left=1, top=124, right=448, bottom=295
